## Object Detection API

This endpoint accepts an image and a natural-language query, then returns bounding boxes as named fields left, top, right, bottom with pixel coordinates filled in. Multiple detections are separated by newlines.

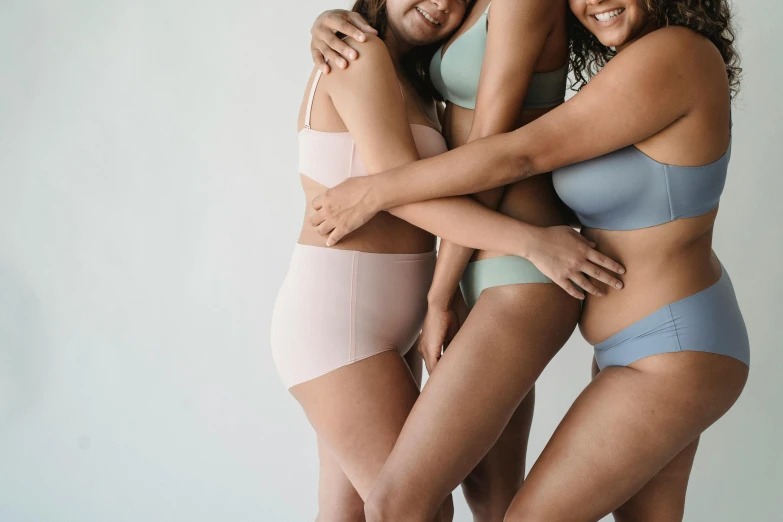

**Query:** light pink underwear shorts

left=271, top=244, right=436, bottom=389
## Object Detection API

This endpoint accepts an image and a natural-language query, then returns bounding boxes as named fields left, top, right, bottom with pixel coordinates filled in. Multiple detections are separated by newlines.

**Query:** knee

left=364, top=487, right=440, bottom=522
left=463, top=480, right=515, bottom=522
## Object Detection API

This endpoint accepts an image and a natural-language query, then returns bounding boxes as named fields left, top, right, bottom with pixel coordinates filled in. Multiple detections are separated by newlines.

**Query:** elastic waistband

left=594, top=263, right=729, bottom=351
left=293, top=243, right=436, bottom=261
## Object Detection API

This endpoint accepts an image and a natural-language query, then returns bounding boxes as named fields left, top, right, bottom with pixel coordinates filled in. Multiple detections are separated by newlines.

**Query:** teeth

left=416, top=7, right=440, bottom=25
left=594, top=8, right=624, bottom=22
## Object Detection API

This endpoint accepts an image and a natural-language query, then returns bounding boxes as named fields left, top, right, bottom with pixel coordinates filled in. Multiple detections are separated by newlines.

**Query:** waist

left=579, top=221, right=720, bottom=344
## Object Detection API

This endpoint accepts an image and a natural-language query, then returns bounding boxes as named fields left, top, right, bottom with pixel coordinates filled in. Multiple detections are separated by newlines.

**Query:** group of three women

left=271, top=0, right=750, bottom=520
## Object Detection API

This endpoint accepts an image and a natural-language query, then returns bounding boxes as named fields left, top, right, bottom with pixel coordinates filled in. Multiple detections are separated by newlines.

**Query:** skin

left=308, top=1, right=748, bottom=520
left=291, top=1, right=622, bottom=520
left=312, top=1, right=580, bottom=520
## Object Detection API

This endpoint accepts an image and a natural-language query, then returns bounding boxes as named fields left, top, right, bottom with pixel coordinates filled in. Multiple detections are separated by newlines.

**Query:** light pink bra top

left=298, top=70, right=449, bottom=188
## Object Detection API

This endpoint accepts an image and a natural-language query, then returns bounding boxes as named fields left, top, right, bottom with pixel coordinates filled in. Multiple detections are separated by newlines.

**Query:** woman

left=310, top=0, right=749, bottom=520
left=271, top=1, right=622, bottom=520
left=309, top=1, right=585, bottom=519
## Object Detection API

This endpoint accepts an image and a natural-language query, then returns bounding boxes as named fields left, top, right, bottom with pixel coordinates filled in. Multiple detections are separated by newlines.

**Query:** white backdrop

left=0, top=1, right=780, bottom=521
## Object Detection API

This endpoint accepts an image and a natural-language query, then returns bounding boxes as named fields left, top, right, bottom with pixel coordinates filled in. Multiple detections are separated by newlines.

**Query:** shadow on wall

left=0, top=258, right=45, bottom=433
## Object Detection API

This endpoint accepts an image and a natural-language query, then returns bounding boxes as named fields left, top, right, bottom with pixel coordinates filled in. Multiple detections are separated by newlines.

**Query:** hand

left=310, top=10, right=378, bottom=73
left=417, top=304, right=461, bottom=374
left=310, top=177, right=380, bottom=246
left=526, top=225, right=626, bottom=300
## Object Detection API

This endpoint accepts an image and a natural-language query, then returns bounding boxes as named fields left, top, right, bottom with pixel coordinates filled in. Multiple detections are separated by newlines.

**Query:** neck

left=616, top=22, right=656, bottom=53
left=383, top=29, right=412, bottom=65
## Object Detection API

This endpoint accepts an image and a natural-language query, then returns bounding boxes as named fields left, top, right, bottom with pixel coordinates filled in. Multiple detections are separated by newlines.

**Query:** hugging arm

left=312, top=28, right=696, bottom=229
left=312, top=35, right=624, bottom=299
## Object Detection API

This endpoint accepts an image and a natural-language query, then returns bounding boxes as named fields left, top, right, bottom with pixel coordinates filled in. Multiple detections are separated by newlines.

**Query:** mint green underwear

left=459, top=256, right=552, bottom=309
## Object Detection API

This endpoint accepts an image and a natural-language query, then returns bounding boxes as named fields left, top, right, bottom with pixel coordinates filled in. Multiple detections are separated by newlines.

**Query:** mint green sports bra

left=429, top=4, right=568, bottom=110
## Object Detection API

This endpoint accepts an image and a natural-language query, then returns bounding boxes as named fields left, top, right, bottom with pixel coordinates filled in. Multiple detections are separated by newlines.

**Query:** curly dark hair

left=568, top=0, right=741, bottom=97
left=351, top=0, right=472, bottom=100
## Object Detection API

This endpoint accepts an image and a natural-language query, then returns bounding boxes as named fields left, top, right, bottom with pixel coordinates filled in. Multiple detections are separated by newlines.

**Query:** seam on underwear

left=349, top=251, right=358, bottom=362
left=668, top=304, right=684, bottom=353
left=663, top=163, right=675, bottom=220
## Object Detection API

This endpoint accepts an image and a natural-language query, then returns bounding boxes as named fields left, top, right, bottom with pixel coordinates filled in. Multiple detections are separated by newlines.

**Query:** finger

left=312, top=194, right=323, bottom=211
left=308, top=209, right=324, bottom=227
left=555, top=276, right=585, bottom=300
left=581, top=262, right=624, bottom=290
left=319, top=45, right=348, bottom=70
left=571, top=273, right=604, bottom=297
left=586, top=249, right=626, bottom=275
left=325, top=227, right=346, bottom=247
left=569, top=228, right=596, bottom=248
left=317, top=221, right=334, bottom=237
left=323, top=33, right=356, bottom=64
left=348, top=13, right=378, bottom=36
left=310, top=48, right=330, bottom=74
left=334, top=16, right=368, bottom=46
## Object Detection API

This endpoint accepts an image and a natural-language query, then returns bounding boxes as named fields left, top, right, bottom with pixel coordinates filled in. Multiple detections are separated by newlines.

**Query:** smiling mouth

left=416, top=6, right=441, bottom=26
left=593, top=8, right=625, bottom=22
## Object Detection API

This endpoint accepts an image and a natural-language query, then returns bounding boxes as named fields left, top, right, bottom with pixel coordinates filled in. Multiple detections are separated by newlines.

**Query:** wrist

left=515, top=223, right=542, bottom=260
left=427, top=288, right=455, bottom=310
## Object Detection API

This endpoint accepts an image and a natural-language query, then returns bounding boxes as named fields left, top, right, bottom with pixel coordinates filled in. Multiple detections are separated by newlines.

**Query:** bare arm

left=312, top=28, right=704, bottom=231
left=428, top=0, right=558, bottom=309
left=313, top=35, right=624, bottom=298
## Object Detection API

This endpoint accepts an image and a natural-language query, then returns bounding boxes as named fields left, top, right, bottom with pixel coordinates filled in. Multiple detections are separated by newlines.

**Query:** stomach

left=578, top=209, right=722, bottom=345
left=297, top=174, right=436, bottom=254
left=442, top=103, right=573, bottom=262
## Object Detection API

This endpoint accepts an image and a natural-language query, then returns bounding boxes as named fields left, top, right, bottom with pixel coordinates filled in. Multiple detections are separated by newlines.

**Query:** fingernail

left=357, top=35, right=365, bottom=42
left=616, top=282, right=623, bottom=289
left=619, top=268, right=626, bottom=274
left=350, top=51, right=358, bottom=59
left=339, top=60, right=347, bottom=68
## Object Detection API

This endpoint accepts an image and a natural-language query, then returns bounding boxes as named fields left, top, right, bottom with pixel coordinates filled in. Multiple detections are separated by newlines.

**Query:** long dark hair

left=568, top=0, right=741, bottom=97
left=351, top=0, right=449, bottom=100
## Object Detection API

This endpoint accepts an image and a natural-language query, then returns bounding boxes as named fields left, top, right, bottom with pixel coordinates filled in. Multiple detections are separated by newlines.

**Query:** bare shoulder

left=603, top=26, right=728, bottom=94
left=489, top=0, right=553, bottom=21
left=622, top=26, right=725, bottom=74
left=322, top=34, right=395, bottom=84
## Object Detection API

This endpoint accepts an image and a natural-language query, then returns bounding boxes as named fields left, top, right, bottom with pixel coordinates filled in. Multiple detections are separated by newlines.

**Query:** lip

left=589, top=7, right=625, bottom=24
left=414, top=6, right=442, bottom=27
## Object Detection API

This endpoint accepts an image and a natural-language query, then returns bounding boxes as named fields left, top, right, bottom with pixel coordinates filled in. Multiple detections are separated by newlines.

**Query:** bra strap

left=304, top=70, right=323, bottom=129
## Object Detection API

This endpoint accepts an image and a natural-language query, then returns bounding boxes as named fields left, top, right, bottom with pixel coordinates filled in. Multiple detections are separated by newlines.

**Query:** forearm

left=426, top=187, right=507, bottom=306
left=373, top=132, right=530, bottom=210
left=387, top=195, right=537, bottom=260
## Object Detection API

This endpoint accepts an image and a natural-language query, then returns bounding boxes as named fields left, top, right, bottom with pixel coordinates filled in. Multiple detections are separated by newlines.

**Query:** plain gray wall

left=0, top=1, right=780, bottom=521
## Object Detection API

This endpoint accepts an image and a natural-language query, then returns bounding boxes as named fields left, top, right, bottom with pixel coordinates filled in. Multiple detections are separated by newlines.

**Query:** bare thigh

left=461, top=387, right=535, bottom=522
left=291, top=351, right=421, bottom=500
left=505, top=352, right=748, bottom=522
left=317, top=438, right=365, bottom=522
left=588, top=361, right=701, bottom=522
left=364, top=284, right=580, bottom=522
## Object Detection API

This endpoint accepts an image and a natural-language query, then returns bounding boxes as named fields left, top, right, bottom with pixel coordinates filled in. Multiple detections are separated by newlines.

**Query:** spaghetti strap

left=304, top=70, right=323, bottom=129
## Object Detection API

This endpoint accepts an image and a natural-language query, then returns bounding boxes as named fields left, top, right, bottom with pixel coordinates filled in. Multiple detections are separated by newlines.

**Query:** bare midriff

left=579, top=210, right=722, bottom=345
left=297, top=174, right=436, bottom=254
left=442, top=102, right=572, bottom=262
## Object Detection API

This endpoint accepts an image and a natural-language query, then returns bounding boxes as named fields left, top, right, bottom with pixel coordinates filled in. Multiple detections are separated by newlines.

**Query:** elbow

left=500, top=135, right=535, bottom=184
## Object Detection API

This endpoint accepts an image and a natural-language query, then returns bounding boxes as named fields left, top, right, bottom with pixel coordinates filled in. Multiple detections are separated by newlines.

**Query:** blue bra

left=552, top=141, right=731, bottom=231
left=429, top=3, right=567, bottom=110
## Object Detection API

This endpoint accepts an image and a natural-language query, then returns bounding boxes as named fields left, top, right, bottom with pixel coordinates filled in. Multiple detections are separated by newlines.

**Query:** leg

left=462, top=388, right=535, bottom=522
left=293, top=352, right=452, bottom=521
left=612, top=438, right=699, bottom=522
left=364, top=284, right=580, bottom=522
left=592, top=359, right=700, bottom=522
left=317, top=438, right=365, bottom=522
left=505, top=352, right=748, bottom=522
